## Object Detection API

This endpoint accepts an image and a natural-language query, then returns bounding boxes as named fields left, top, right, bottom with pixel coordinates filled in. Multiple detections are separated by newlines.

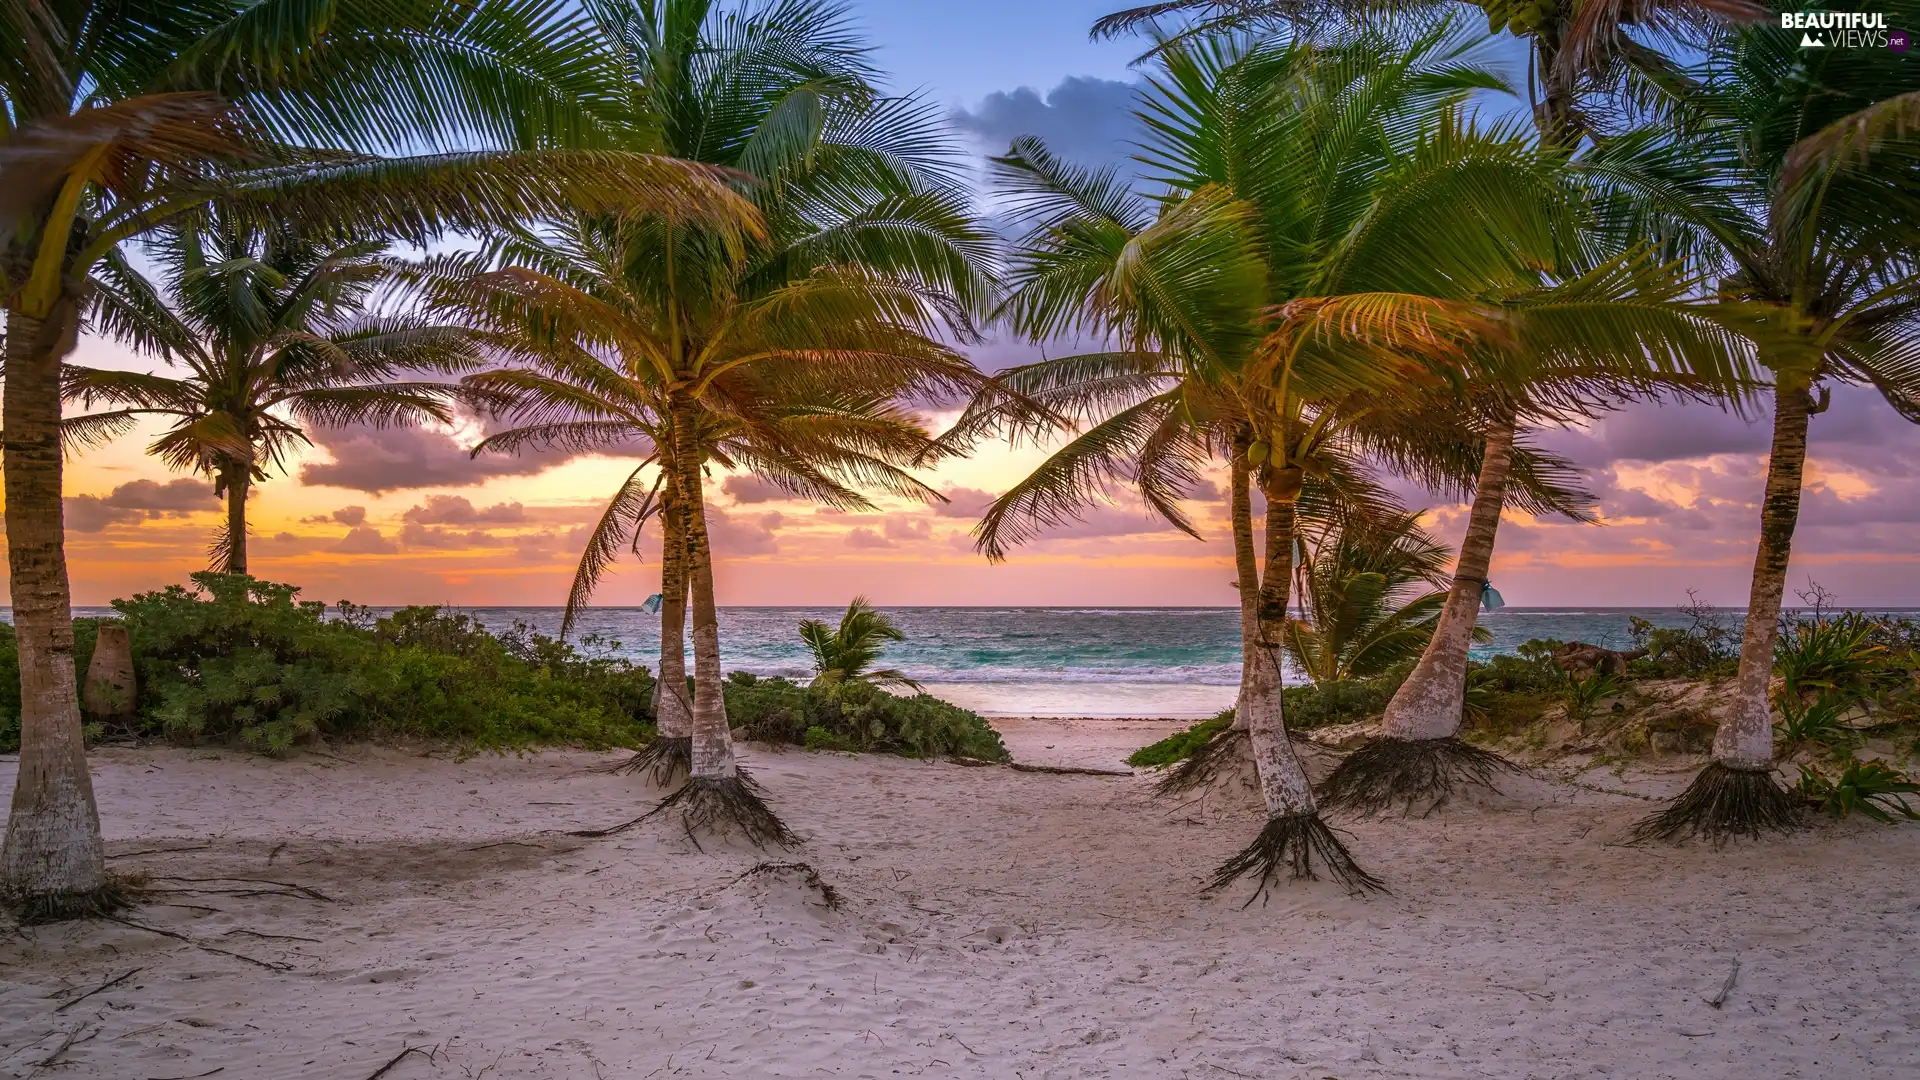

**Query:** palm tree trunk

left=222, top=467, right=249, bottom=576
left=1243, top=467, right=1315, bottom=817
left=652, top=461, right=693, bottom=742
left=1209, top=463, right=1382, bottom=896
left=1228, top=446, right=1258, bottom=732
left=1626, top=371, right=1810, bottom=844
left=1378, top=413, right=1514, bottom=741
left=670, top=396, right=735, bottom=781
left=1, top=304, right=111, bottom=915
left=1718, top=373, right=1811, bottom=769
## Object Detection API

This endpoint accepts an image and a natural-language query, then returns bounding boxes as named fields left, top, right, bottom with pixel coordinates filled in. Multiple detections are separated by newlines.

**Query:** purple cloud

left=404, top=494, right=526, bottom=525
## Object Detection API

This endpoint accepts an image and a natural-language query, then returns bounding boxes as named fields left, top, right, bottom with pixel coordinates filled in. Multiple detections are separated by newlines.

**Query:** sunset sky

left=17, top=1, right=1920, bottom=609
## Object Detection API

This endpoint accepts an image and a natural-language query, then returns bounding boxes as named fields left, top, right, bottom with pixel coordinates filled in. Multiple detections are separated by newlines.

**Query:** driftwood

left=1553, top=641, right=1648, bottom=678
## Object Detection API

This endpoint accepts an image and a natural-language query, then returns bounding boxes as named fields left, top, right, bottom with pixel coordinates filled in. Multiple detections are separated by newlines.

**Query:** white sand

left=3, top=723, right=1917, bottom=1079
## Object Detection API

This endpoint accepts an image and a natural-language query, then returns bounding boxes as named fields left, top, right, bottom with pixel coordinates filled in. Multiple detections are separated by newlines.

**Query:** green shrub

left=1774, top=693, right=1856, bottom=754
left=1562, top=671, right=1626, bottom=722
left=1627, top=594, right=1742, bottom=678
left=1796, top=760, right=1920, bottom=823
left=0, top=618, right=108, bottom=752
left=724, top=672, right=1007, bottom=761
left=1127, top=709, right=1233, bottom=767
left=1774, top=612, right=1892, bottom=702
left=2, top=574, right=657, bottom=754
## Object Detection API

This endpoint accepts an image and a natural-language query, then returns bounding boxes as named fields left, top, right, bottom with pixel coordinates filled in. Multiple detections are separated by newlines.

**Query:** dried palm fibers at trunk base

left=571, top=769, right=797, bottom=850
left=1317, top=736, right=1522, bottom=816
left=1206, top=811, right=1386, bottom=903
left=4, top=875, right=140, bottom=925
left=596, top=736, right=692, bottom=786
left=1627, top=761, right=1805, bottom=847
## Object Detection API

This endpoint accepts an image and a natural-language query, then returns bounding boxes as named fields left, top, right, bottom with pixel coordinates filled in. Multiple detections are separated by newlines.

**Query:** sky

left=12, top=2, right=1920, bottom=610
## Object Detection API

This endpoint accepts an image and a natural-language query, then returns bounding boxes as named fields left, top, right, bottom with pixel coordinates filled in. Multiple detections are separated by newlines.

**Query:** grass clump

left=724, top=672, right=1007, bottom=761
left=1128, top=709, right=1233, bottom=768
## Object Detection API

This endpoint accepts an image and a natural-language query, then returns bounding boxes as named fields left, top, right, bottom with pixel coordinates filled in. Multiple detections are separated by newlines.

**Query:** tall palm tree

left=1283, top=509, right=1478, bottom=685
left=435, top=0, right=999, bottom=844
left=426, top=217, right=968, bottom=795
left=0, top=0, right=749, bottom=919
left=1623, top=14, right=1920, bottom=842
left=801, top=597, right=921, bottom=690
left=63, top=217, right=488, bottom=575
left=970, top=26, right=1613, bottom=896
left=974, top=24, right=1752, bottom=894
left=1096, top=0, right=1765, bottom=817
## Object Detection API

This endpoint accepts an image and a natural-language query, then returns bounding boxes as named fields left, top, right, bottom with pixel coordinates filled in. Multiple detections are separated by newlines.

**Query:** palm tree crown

left=65, top=217, right=489, bottom=573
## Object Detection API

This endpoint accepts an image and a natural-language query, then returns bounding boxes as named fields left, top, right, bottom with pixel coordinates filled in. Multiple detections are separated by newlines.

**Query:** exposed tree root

left=736, top=861, right=841, bottom=909
left=3, top=873, right=143, bottom=926
left=594, top=736, right=692, bottom=786
left=1316, top=736, right=1521, bottom=817
left=572, top=770, right=797, bottom=850
left=1206, top=811, right=1386, bottom=904
left=1627, top=761, right=1806, bottom=847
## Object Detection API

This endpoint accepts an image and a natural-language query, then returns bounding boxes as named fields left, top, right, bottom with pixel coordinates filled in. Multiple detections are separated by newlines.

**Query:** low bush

left=723, top=672, right=1007, bottom=761
left=2, top=574, right=656, bottom=754
left=1626, top=594, right=1742, bottom=678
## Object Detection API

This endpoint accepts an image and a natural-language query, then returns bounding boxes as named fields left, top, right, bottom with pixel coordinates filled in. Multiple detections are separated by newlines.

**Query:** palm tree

left=1283, top=510, right=1481, bottom=685
left=62, top=217, right=488, bottom=575
left=433, top=0, right=999, bottom=844
left=426, top=217, right=966, bottom=794
left=1, top=0, right=748, bottom=920
left=973, top=24, right=1754, bottom=893
left=800, top=598, right=921, bottom=690
left=1095, top=0, right=1765, bottom=817
left=1621, top=16, right=1920, bottom=843
left=970, top=26, right=1612, bottom=896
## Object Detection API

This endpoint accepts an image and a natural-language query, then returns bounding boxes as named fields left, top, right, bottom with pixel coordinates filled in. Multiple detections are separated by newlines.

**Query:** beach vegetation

left=61, top=216, right=490, bottom=576
left=724, top=672, right=1009, bottom=762
left=416, top=0, right=1000, bottom=846
left=1, top=575, right=657, bottom=756
left=1, top=0, right=748, bottom=916
left=1795, top=761, right=1920, bottom=824
left=800, top=599, right=923, bottom=692
left=1284, top=511, right=1478, bottom=686
left=1624, top=7, right=1920, bottom=845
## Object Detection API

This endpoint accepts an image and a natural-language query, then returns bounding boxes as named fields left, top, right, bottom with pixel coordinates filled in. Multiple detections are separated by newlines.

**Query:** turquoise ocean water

left=54, top=604, right=1910, bottom=719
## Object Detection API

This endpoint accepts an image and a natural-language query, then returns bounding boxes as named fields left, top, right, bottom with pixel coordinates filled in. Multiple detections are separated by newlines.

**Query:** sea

left=44, top=603, right=1917, bottom=719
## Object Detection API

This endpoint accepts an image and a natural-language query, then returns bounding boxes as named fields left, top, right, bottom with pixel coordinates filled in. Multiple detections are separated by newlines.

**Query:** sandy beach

left=2, top=721, right=1916, bottom=1079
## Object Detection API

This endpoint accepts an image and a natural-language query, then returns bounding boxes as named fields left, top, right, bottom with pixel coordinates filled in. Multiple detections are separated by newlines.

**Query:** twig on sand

left=53, top=968, right=143, bottom=1013
left=464, top=840, right=542, bottom=852
left=223, top=929, right=320, bottom=944
left=107, top=845, right=212, bottom=860
left=952, top=757, right=1132, bottom=777
left=1707, top=959, right=1741, bottom=1009
left=362, top=1044, right=433, bottom=1080
left=148, top=876, right=334, bottom=903
left=31, top=1024, right=97, bottom=1067
left=146, top=1069, right=224, bottom=1079
left=101, top=917, right=291, bottom=972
